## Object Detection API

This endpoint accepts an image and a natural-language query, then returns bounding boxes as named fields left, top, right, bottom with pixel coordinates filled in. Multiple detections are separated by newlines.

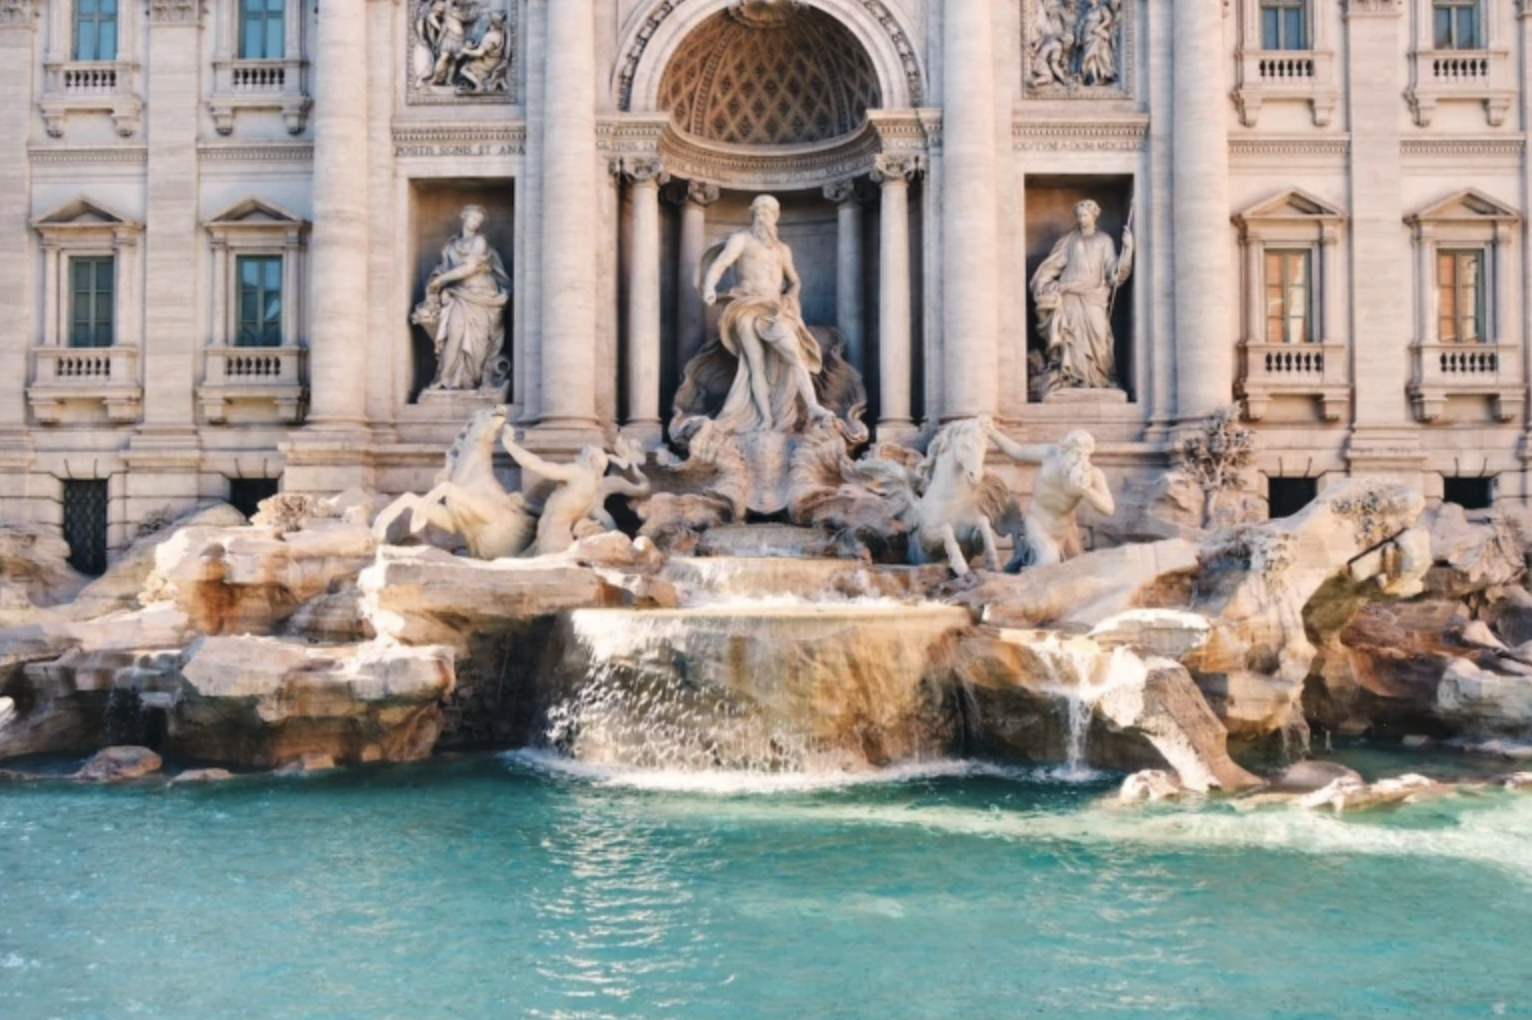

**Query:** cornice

left=1228, top=135, right=1350, bottom=158
left=198, top=144, right=314, bottom=163
left=1402, top=136, right=1525, bottom=159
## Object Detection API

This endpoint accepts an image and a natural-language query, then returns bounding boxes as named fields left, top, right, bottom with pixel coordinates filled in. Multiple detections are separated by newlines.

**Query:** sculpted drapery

left=1030, top=199, right=1133, bottom=392
left=418, top=205, right=510, bottom=392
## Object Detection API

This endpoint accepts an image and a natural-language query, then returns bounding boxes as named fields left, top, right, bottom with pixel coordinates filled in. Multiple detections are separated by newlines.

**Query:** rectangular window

left=1437, top=249, right=1485, bottom=343
left=1268, top=477, right=1318, bottom=520
left=235, top=255, right=283, bottom=347
left=1264, top=249, right=1311, bottom=344
left=1444, top=476, right=1494, bottom=511
left=1259, top=0, right=1308, bottom=50
left=63, top=479, right=109, bottom=576
left=239, top=0, right=285, bottom=59
left=1433, top=0, right=1483, bottom=49
left=68, top=256, right=114, bottom=349
left=73, top=0, right=119, bottom=62
left=228, top=477, right=281, bottom=519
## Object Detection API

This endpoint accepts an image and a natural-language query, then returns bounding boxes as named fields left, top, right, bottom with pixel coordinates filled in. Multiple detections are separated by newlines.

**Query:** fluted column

left=1172, top=0, right=1232, bottom=422
left=941, top=0, right=1000, bottom=419
left=538, top=0, right=599, bottom=438
left=874, top=155, right=918, bottom=440
left=825, top=180, right=864, bottom=372
left=306, top=0, right=369, bottom=428
left=623, top=157, right=667, bottom=447
left=673, top=181, right=720, bottom=367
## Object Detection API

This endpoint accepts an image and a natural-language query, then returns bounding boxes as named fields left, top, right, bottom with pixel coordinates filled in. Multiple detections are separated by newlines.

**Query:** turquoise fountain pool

left=3, top=752, right=1530, bottom=1020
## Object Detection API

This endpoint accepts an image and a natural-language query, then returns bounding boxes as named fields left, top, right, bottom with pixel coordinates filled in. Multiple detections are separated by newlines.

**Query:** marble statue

left=856, top=418, right=1013, bottom=576
left=983, top=421, right=1115, bottom=568
left=372, top=406, right=535, bottom=560
left=414, top=0, right=509, bottom=94
left=697, top=194, right=835, bottom=433
left=1079, top=0, right=1121, bottom=87
left=1030, top=0, right=1079, bottom=88
left=373, top=409, right=650, bottom=560
left=500, top=435, right=651, bottom=557
left=411, top=204, right=510, bottom=392
left=1029, top=0, right=1121, bottom=89
left=1030, top=199, right=1133, bottom=394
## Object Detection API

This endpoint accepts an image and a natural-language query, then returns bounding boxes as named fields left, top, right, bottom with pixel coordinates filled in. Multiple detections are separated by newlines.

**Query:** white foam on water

left=503, top=749, right=1107, bottom=795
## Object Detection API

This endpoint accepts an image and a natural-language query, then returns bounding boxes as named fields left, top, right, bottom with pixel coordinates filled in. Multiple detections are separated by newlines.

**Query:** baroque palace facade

left=0, top=0, right=1526, bottom=566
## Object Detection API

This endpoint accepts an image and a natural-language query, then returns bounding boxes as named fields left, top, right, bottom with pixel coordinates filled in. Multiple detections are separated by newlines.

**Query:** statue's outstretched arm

left=500, top=431, right=580, bottom=483
left=603, top=473, right=651, bottom=499
left=984, top=421, right=1049, bottom=465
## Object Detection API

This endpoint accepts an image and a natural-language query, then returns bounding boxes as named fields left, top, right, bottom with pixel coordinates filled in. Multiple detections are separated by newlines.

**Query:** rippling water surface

left=3, top=752, right=1531, bottom=1020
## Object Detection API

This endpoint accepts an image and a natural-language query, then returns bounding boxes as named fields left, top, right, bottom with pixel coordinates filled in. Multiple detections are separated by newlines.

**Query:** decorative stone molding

left=668, top=179, right=722, bottom=209
left=1232, top=189, right=1350, bottom=422
left=38, top=0, right=144, bottom=137
left=0, top=0, right=37, bottom=29
left=148, top=0, right=202, bottom=24
left=28, top=198, right=146, bottom=427
left=1405, top=188, right=1523, bottom=423
left=616, top=0, right=923, bottom=112
left=822, top=179, right=857, bottom=204
left=620, top=155, right=669, bottom=186
left=1230, top=0, right=1338, bottom=128
left=1022, top=0, right=1134, bottom=100
left=200, top=198, right=310, bottom=425
left=1343, top=0, right=1401, bottom=15
left=198, top=143, right=315, bottom=163
left=405, top=0, right=517, bottom=104
left=1012, top=118, right=1146, bottom=151
left=870, top=152, right=921, bottom=183
left=29, top=146, right=150, bottom=165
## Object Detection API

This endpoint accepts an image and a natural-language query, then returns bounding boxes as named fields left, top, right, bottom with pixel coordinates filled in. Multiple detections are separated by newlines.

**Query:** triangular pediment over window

left=1408, top=188, right=1520, bottom=227
left=1234, top=188, right=1346, bottom=228
left=205, top=197, right=308, bottom=228
left=32, top=197, right=141, bottom=231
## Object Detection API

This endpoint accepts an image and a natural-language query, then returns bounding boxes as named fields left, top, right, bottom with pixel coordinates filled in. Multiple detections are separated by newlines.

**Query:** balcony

left=1408, top=342, right=1524, bottom=423
left=1232, top=48, right=1337, bottom=127
left=27, top=345, right=142, bottom=425
left=210, top=58, right=311, bottom=135
left=199, top=345, right=307, bottom=424
left=40, top=60, right=143, bottom=137
left=1236, top=341, right=1349, bottom=422
left=1406, top=48, right=1514, bottom=127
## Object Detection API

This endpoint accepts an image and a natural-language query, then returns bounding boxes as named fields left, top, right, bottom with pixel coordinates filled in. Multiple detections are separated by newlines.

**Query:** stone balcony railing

left=1232, top=48, right=1337, bottom=127
left=1406, top=48, right=1514, bottom=126
left=210, top=58, right=311, bottom=135
left=1408, top=341, right=1525, bottom=423
left=40, top=60, right=143, bottom=137
left=198, top=345, right=308, bottom=424
left=1236, top=341, right=1349, bottom=422
left=27, top=345, right=143, bottom=425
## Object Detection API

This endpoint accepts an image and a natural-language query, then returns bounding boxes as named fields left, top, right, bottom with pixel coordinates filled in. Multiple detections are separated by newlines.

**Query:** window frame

left=72, top=0, right=120, bottom=62
left=1259, top=0, right=1307, bottom=51
left=1435, top=248, right=1486, bottom=345
left=1432, top=0, right=1483, bottom=51
left=1263, top=248, right=1314, bottom=345
left=237, top=0, right=286, bottom=60
left=1232, top=0, right=1336, bottom=128
left=68, top=255, right=116, bottom=349
left=234, top=253, right=285, bottom=348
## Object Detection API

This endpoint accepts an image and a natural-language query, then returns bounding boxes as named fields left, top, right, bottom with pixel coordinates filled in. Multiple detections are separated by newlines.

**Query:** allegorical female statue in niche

left=412, top=204, right=510, bottom=391
left=1029, top=198, right=1133, bottom=395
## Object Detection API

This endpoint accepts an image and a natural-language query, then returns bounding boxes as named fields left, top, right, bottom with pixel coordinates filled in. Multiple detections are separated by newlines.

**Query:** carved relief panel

left=1022, top=0, right=1133, bottom=99
left=406, top=0, right=516, bottom=104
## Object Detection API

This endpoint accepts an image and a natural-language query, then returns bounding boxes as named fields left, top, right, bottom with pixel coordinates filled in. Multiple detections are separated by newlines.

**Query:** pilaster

left=134, top=0, right=204, bottom=455
left=622, top=156, right=667, bottom=449
left=873, top=155, right=918, bottom=441
left=0, top=0, right=37, bottom=487
left=1343, top=0, right=1422, bottom=480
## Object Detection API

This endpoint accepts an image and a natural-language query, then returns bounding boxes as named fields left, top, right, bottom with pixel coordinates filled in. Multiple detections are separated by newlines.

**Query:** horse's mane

left=922, top=418, right=983, bottom=488
left=437, top=407, right=500, bottom=484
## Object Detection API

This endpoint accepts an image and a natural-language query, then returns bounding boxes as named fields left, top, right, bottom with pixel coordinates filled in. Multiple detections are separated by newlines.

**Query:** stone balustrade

left=199, top=345, right=308, bottom=424
left=1237, top=341, right=1349, bottom=422
left=1408, top=341, right=1524, bottom=423
left=27, top=344, right=142, bottom=424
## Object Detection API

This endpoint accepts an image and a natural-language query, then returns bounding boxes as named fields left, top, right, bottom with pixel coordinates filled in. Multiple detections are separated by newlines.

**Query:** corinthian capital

left=622, top=156, right=669, bottom=186
left=872, top=154, right=922, bottom=185
left=822, top=180, right=858, bottom=204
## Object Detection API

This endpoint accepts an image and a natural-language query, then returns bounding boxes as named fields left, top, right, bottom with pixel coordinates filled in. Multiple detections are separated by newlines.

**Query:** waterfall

left=1063, top=693, right=1092, bottom=777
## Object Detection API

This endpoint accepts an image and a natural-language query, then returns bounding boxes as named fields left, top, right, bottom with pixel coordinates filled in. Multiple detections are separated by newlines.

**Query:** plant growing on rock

left=1177, top=405, right=1257, bottom=528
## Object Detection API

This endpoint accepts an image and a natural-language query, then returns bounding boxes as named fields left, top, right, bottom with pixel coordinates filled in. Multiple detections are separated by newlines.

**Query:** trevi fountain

left=5, top=0, right=1532, bottom=1013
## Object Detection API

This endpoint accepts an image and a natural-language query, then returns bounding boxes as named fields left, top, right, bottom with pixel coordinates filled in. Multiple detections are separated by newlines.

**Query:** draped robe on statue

left=698, top=239, right=825, bottom=434
left=1031, top=229, right=1131, bottom=390
left=428, top=235, right=510, bottom=390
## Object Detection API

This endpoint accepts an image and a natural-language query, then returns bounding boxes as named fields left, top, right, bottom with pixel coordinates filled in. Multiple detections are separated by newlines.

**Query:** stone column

left=1171, top=0, right=1232, bottom=422
left=0, top=0, right=36, bottom=513
left=941, top=0, right=1001, bottom=419
left=673, top=181, right=720, bottom=368
left=623, top=157, right=667, bottom=448
left=824, top=180, right=864, bottom=372
left=874, top=155, right=918, bottom=440
left=305, top=0, right=369, bottom=430
left=537, top=0, right=600, bottom=443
